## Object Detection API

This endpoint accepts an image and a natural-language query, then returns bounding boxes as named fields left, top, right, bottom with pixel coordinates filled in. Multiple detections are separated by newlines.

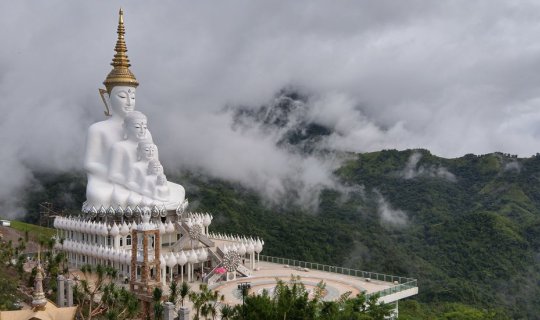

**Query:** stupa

left=54, top=9, right=417, bottom=319
left=0, top=249, right=77, bottom=320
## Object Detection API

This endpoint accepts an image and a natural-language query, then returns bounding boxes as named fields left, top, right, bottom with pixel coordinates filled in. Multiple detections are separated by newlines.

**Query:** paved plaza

left=210, top=261, right=394, bottom=305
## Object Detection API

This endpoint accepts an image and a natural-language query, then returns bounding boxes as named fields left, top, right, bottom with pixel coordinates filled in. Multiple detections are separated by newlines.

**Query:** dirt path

left=0, top=226, right=40, bottom=253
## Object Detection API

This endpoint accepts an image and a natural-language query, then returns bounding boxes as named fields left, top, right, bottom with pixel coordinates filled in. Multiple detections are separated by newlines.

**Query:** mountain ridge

left=15, top=148, right=540, bottom=318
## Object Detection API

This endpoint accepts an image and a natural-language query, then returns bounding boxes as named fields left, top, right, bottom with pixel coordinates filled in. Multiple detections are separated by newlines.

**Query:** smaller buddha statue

left=143, top=159, right=167, bottom=197
left=127, top=142, right=158, bottom=189
left=155, top=173, right=170, bottom=201
left=109, top=111, right=150, bottom=207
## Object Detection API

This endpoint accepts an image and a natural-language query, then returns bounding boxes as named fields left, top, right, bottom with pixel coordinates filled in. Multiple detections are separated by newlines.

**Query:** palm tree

left=188, top=284, right=225, bottom=320
left=220, top=304, right=235, bottom=320
left=169, top=281, right=179, bottom=304
left=179, top=281, right=190, bottom=307
left=188, top=289, right=205, bottom=320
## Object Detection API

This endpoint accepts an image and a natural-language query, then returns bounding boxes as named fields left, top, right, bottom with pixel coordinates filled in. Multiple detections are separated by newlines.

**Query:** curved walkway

left=211, top=261, right=392, bottom=305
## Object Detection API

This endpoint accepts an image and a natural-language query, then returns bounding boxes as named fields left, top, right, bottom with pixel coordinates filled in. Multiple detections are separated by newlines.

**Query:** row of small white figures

left=54, top=216, right=176, bottom=237
left=57, top=239, right=209, bottom=266
left=221, top=239, right=264, bottom=256
left=184, top=212, right=213, bottom=228
left=56, top=214, right=213, bottom=236
left=81, top=203, right=167, bottom=215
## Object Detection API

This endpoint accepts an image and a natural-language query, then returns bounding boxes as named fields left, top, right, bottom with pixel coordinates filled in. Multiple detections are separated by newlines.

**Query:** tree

left=229, top=277, right=393, bottom=320
left=101, top=284, right=139, bottom=320
left=169, top=280, right=179, bottom=304
left=0, top=271, right=20, bottom=311
left=153, top=287, right=164, bottom=320
left=220, top=304, right=236, bottom=320
left=179, top=281, right=190, bottom=307
left=73, top=264, right=131, bottom=320
left=189, top=283, right=225, bottom=320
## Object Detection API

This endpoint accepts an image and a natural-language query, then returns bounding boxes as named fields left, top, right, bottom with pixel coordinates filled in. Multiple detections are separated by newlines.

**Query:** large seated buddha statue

left=83, top=9, right=184, bottom=213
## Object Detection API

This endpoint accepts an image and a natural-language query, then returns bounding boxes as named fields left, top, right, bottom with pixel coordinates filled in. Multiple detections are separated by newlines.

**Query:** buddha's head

left=147, top=159, right=164, bottom=175
left=123, top=111, right=148, bottom=141
left=103, top=10, right=139, bottom=118
left=156, top=173, right=167, bottom=186
left=137, top=142, right=157, bottom=161
left=109, top=86, right=136, bottom=117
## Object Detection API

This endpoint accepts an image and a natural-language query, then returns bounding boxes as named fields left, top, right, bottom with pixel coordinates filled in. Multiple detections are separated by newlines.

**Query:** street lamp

left=237, top=282, right=251, bottom=317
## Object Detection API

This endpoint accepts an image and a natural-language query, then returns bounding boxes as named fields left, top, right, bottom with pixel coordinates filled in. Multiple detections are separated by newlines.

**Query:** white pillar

left=163, top=265, right=167, bottom=286
left=181, top=265, right=184, bottom=283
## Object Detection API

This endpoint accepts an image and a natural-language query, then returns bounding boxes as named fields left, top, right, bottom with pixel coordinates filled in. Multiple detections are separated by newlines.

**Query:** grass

left=9, top=220, right=56, bottom=244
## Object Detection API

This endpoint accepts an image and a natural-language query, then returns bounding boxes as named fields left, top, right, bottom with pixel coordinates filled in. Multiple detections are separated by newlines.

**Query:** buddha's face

left=125, top=117, right=148, bottom=141
left=149, top=162, right=164, bottom=175
left=110, top=86, right=136, bottom=117
left=138, top=143, right=157, bottom=161
left=157, top=174, right=167, bottom=185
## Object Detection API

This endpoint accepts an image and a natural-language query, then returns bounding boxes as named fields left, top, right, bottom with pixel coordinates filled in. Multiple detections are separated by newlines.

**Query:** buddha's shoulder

left=88, top=120, right=120, bottom=133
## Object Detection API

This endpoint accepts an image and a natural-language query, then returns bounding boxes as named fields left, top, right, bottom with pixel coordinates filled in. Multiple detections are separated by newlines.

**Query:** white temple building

left=53, top=9, right=416, bottom=319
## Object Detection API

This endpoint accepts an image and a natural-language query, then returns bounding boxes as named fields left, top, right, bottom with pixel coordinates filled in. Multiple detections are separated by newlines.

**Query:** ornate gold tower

left=103, top=8, right=139, bottom=93
left=130, top=213, right=162, bottom=318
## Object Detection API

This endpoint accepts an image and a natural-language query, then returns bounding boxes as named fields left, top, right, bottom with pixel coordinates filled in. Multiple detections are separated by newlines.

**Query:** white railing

left=258, top=255, right=417, bottom=299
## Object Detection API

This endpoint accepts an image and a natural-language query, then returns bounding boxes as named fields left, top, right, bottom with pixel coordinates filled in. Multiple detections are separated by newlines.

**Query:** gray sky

left=2, top=1, right=540, bottom=215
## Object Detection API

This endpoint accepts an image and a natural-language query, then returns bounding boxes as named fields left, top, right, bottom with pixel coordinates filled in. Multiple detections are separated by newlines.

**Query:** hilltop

left=15, top=149, right=540, bottom=318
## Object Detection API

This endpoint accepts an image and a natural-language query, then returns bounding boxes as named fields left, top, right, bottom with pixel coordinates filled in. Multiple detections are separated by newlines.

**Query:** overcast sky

left=2, top=1, right=540, bottom=215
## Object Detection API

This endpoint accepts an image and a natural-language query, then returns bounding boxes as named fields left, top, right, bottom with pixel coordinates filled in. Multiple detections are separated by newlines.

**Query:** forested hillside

left=20, top=149, right=540, bottom=318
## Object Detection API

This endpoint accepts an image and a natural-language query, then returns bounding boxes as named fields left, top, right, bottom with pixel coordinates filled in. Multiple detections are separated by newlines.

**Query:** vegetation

left=9, top=220, right=55, bottom=244
left=73, top=264, right=139, bottom=320
left=153, top=287, right=164, bottom=320
left=168, top=280, right=191, bottom=308
left=19, top=150, right=540, bottom=318
left=0, top=239, right=23, bottom=311
left=188, top=283, right=225, bottom=320
left=0, top=268, right=21, bottom=311
left=224, top=276, right=393, bottom=320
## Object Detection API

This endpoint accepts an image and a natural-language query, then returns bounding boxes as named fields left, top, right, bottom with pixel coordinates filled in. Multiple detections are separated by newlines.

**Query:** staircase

left=204, top=262, right=224, bottom=285
left=236, top=264, right=252, bottom=277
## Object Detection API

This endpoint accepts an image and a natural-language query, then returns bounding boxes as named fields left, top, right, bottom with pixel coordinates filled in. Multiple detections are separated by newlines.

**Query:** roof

left=0, top=301, right=77, bottom=320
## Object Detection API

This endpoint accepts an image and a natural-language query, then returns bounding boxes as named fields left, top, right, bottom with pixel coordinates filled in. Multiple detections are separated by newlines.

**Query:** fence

left=259, top=255, right=417, bottom=299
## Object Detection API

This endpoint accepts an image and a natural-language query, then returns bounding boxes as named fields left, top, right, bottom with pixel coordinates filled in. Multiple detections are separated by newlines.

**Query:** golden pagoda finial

left=103, top=8, right=139, bottom=95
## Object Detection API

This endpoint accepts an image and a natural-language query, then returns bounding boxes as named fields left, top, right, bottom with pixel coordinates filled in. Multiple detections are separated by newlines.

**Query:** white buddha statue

left=84, top=8, right=151, bottom=211
left=83, top=8, right=185, bottom=212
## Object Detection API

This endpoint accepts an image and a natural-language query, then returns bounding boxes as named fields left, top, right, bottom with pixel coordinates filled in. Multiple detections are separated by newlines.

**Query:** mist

left=2, top=1, right=540, bottom=216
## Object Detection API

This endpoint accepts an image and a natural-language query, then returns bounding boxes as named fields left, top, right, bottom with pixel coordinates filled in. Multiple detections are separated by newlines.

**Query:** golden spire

left=103, top=8, right=139, bottom=93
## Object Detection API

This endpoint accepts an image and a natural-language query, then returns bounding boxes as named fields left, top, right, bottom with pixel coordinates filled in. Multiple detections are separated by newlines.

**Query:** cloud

left=503, top=160, right=522, bottom=173
left=376, top=192, right=408, bottom=227
left=2, top=1, right=540, bottom=215
left=400, top=152, right=457, bottom=182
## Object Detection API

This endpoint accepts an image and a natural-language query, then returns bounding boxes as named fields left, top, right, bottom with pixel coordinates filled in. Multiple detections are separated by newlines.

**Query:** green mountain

left=20, top=149, right=540, bottom=318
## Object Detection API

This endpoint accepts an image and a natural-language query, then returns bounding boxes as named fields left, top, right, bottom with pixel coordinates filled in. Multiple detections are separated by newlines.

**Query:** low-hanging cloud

left=400, top=152, right=457, bottom=182
left=376, top=192, right=408, bottom=227
left=2, top=1, right=540, bottom=216
left=503, top=160, right=522, bottom=173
